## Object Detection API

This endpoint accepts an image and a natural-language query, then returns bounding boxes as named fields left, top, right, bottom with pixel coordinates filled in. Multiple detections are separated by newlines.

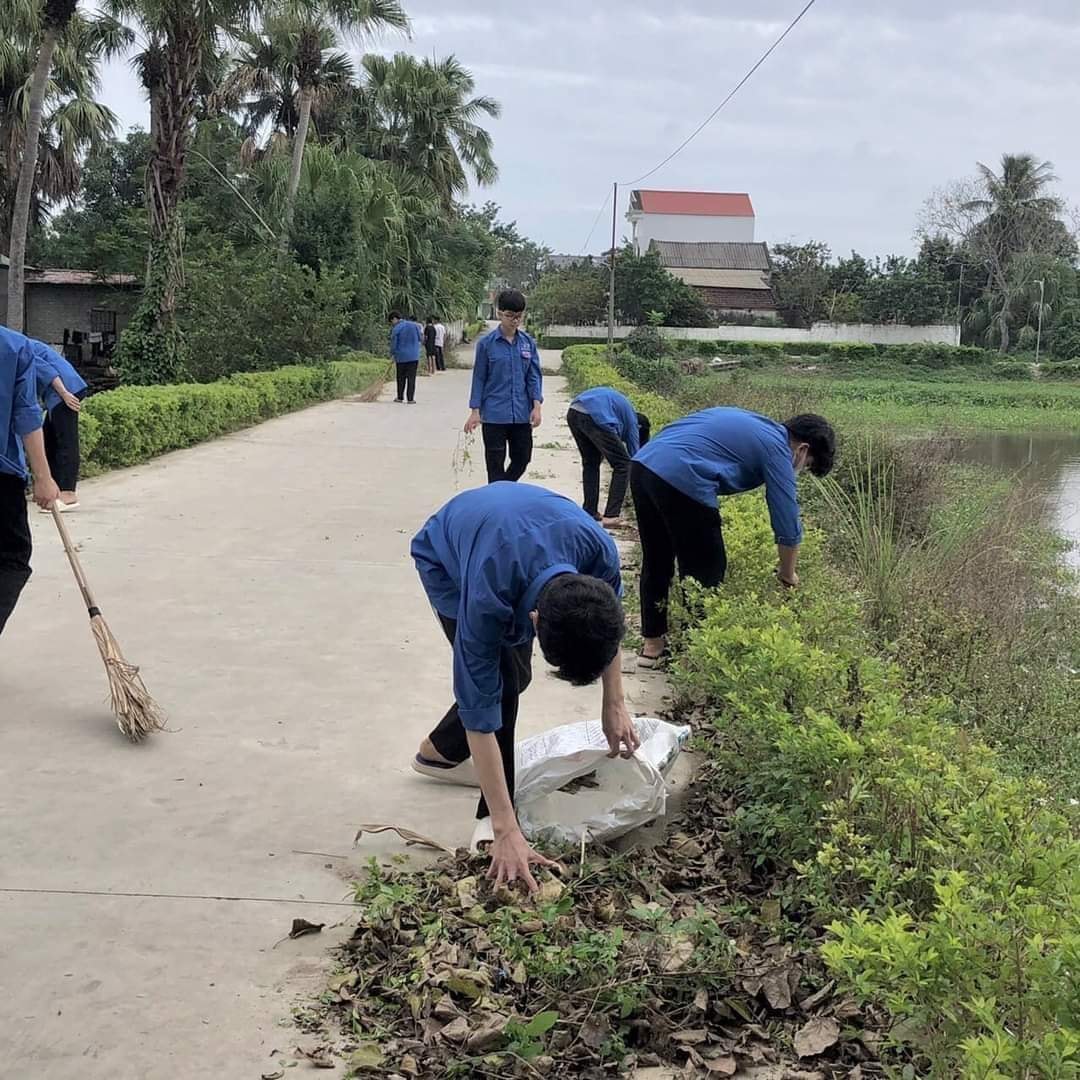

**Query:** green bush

left=989, top=359, right=1035, bottom=380
left=83, top=353, right=386, bottom=472
left=625, top=324, right=664, bottom=362
left=1041, top=360, right=1080, bottom=380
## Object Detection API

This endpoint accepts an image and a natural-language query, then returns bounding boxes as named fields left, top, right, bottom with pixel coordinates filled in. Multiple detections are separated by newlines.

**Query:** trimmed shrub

left=626, top=324, right=664, bottom=362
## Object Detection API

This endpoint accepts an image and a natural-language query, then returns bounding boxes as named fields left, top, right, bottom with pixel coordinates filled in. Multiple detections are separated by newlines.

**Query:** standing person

left=630, top=407, right=835, bottom=667
left=31, top=339, right=87, bottom=511
left=410, top=482, right=639, bottom=891
left=389, top=311, right=422, bottom=404
left=465, top=289, right=542, bottom=483
left=433, top=316, right=447, bottom=372
left=1, top=326, right=59, bottom=636
left=423, top=316, right=438, bottom=376
left=567, top=386, right=651, bottom=527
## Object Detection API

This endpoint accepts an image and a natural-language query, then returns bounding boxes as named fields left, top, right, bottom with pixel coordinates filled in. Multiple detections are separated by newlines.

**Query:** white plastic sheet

left=514, top=717, right=691, bottom=845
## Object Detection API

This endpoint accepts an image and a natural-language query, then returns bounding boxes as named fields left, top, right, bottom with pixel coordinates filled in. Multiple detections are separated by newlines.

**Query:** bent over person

left=630, top=407, right=835, bottom=667
left=31, top=339, right=87, bottom=511
left=410, top=482, right=639, bottom=891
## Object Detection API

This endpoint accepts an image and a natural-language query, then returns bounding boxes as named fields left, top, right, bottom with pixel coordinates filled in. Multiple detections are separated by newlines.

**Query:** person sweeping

left=410, top=482, right=639, bottom=892
left=31, top=339, right=87, bottom=511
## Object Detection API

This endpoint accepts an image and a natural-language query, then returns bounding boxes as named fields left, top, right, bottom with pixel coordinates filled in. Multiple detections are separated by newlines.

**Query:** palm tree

left=3, top=1, right=129, bottom=331
left=277, top=0, right=409, bottom=251
left=351, top=53, right=500, bottom=207
left=961, top=153, right=1068, bottom=351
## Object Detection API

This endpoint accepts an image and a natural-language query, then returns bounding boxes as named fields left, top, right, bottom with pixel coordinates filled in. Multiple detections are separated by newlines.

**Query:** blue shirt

left=0, top=326, right=42, bottom=479
left=572, top=386, right=640, bottom=457
left=634, top=407, right=803, bottom=547
left=468, top=327, right=543, bottom=424
left=390, top=319, right=422, bottom=363
left=32, top=340, right=87, bottom=413
left=411, top=483, right=621, bottom=733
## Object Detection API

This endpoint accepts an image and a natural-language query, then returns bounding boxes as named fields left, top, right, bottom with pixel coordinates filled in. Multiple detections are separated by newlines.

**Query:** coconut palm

left=3, top=1, right=129, bottom=330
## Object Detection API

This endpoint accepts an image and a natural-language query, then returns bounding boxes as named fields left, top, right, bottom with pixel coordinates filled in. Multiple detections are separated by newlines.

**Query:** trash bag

left=514, top=718, right=691, bottom=845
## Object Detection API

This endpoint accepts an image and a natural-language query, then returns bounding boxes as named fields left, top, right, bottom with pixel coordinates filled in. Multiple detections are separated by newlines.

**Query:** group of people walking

left=1, top=327, right=88, bottom=635
left=409, top=288, right=836, bottom=890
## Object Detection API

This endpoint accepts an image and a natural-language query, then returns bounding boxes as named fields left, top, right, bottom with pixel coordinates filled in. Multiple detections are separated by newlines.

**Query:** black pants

left=395, top=361, right=418, bottom=402
left=0, top=473, right=32, bottom=637
left=43, top=398, right=83, bottom=491
left=631, top=461, right=727, bottom=639
left=567, top=408, right=631, bottom=519
left=427, top=612, right=534, bottom=820
left=435, top=346, right=445, bottom=371
left=482, top=422, right=532, bottom=483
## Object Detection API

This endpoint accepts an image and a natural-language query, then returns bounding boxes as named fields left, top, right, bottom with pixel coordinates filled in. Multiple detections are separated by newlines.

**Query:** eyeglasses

left=498, top=310, right=524, bottom=321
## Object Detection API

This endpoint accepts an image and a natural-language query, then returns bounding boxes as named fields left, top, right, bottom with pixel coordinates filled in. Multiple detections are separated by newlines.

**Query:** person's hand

left=60, top=389, right=81, bottom=412
left=33, top=473, right=60, bottom=509
left=778, top=569, right=800, bottom=588
left=601, top=698, right=640, bottom=759
left=464, top=410, right=481, bottom=434
left=530, top=404, right=542, bottom=429
left=486, top=827, right=559, bottom=894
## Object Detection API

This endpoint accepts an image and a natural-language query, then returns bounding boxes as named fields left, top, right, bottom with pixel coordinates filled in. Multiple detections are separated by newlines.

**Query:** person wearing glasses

left=465, top=289, right=543, bottom=483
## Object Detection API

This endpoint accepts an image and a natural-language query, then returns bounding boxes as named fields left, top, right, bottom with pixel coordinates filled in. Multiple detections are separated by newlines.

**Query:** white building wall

left=544, top=322, right=962, bottom=346
left=631, top=213, right=755, bottom=253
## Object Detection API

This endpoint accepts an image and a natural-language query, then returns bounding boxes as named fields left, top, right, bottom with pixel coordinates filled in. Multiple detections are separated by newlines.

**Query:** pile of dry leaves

left=305, top=779, right=894, bottom=1079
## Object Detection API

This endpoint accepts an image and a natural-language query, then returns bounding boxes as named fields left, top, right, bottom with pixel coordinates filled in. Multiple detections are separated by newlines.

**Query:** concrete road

left=0, top=364, right=664, bottom=1078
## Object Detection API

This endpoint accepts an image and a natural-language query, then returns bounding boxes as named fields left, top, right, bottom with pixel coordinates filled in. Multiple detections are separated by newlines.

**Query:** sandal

left=636, top=648, right=668, bottom=670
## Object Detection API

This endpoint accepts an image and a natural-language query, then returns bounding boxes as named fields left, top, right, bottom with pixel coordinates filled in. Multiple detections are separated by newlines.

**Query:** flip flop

left=411, top=754, right=481, bottom=788
left=636, top=649, right=669, bottom=670
left=470, top=817, right=495, bottom=853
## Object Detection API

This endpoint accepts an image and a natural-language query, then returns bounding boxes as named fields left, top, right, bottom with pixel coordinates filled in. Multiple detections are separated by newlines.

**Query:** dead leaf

left=455, top=877, right=479, bottom=909
left=288, top=919, right=324, bottom=940
left=260, top=1072, right=284, bottom=1080
left=534, top=877, right=565, bottom=905
left=399, top=1055, right=419, bottom=1077
left=438, top=1016, right=470, bottom=1043
left=433, top=995, right=460, bottom=1021
left=446, top=971, right=487, bottom=1002
left=581, top=1016, right=610, bottom=1049
left=467, top=1012, right=509, bottom=1051
left=353, top=823, right=454, bottom=854
left=705, top=1056, right=737, bottom=1075
left=348, top=1043, right=385, bottom=1072
left=760, top=898, right=782, bottom=924
left=793, top=1016, right=841, bottom=1058
left=661, top=937, right=695, bottom=973
left=511, top=961, right=527, bottom=985
left=799, top=980, right=835, bottom=1012
left=760, top=963, right=795, bottom=1010
left=297, top=1045, right=335, bottom=1069
left=693, top=989, right=709, bottom=1012
left=672, top=1029, right=709, bottom=1045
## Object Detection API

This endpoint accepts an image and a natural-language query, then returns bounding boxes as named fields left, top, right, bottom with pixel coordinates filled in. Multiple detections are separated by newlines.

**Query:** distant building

left=628, top=190, right=755, bottom=254
left=650, top=240, right=776, bottom=316
left=542, top=254, right=600, bottom=272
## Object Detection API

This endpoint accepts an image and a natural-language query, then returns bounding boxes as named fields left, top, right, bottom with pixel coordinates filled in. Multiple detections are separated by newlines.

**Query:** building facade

left=627, top=190, right=756, bottom=254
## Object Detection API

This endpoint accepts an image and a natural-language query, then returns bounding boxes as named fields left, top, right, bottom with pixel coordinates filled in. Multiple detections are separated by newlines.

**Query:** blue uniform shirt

left=572, top=386, right=640, bottom=457
left=0, top=326, right=42, bottom=480
left=390, top=319, right=422, bottom=363
left=634, top=407, right=803, bottom=547
left=468, top=327, right=543, bottom=424
left=32, top=340, right=87, bottom=413
left=411, top=483, right=621, bottom=733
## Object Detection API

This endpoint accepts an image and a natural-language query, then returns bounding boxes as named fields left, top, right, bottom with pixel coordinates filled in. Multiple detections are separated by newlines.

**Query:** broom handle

left=50, top=506, right=100, bottom=617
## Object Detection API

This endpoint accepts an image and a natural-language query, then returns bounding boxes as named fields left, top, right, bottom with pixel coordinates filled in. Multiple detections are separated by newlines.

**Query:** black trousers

left=567, top=408, right=631, bottom=519
left=43, top=399, right=83, bottom=491
left=395, top=361, right=418, bottom=402
left=630, top=461, right=727, bottom=639
left=0, top=473, right=32, bottom=637
left=427, top=612, right=534, bottom=820
left=435, top=346, right=445, bottom=371
left=482, top=422, right=532, bottom=483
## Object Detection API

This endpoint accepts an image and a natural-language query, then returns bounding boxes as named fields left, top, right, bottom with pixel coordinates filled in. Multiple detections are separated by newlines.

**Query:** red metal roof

left=633, top=190, right=754, bottom=218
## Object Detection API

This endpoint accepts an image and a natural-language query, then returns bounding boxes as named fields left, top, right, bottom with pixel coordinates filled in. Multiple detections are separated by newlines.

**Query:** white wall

left=631, top=213, right=755, bottom=254
left=544, top=322, right=962, bottom=346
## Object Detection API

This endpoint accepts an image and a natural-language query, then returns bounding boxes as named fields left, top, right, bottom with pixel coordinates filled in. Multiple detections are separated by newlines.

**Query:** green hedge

left=81, top=352, right=388, bottom=472
left=566, top=345, right=1080, bottom=1075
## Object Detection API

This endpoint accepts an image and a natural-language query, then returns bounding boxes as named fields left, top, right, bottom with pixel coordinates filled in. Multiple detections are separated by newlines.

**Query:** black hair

left=784, top=413, right=836, bottom=477
left=636, top=412, right=651, bottom=447
left=497, top=288, right=527, bottom=313
left=426, top=315, right=434, bottom=322
left=389, top=310, right=401, bottom=321
left=535, top=574, right=624, bottom=686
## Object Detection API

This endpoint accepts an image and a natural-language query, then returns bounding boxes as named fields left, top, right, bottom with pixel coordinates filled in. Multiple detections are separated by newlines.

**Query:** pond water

left=954, top=433, right=1080, bottom=569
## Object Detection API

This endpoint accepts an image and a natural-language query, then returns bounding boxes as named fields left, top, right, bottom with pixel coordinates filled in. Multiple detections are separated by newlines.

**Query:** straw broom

left=51, top=505, right=165, bottom=742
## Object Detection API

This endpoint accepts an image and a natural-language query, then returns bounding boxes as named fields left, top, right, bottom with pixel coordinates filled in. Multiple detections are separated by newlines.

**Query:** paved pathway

left=0, top=358, right=663, bottom=1078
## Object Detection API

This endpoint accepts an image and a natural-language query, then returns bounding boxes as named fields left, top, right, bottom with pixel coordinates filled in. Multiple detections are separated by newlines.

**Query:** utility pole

left=607, top=182, right=617, bottom=351
left=955, top=263, right=964, bottom=346
left=1035, top=278, right=1046, bottom=365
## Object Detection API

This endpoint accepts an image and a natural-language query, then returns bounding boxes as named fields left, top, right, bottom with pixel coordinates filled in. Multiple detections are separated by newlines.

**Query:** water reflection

left=954, top=433, right=1080, bottom=569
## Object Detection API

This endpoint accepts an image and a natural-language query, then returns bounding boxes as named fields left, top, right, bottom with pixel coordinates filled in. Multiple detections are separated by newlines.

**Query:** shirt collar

left=516, top=563, right=576, bottom=628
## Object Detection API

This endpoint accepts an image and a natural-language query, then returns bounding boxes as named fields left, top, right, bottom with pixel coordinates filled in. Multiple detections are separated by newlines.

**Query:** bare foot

left=640, top=637, right=666, bottom=660
left=419, top=738, right=453, bottom=764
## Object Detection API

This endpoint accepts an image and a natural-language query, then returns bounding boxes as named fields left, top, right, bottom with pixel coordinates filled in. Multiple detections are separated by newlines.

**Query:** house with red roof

left=627, top=189, right=756, bottom=255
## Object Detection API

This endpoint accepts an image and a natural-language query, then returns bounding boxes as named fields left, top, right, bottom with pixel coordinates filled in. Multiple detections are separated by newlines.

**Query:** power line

left=581, top=187, right=613, bottom=254
left=622, top=0, right=819, bottom=187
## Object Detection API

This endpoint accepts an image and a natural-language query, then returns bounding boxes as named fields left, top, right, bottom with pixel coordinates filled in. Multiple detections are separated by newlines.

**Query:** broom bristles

left=90, top=615, right=166, bottom=742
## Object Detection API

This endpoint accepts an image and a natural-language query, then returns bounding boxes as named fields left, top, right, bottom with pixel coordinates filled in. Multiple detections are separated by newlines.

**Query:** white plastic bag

left=514, top=717, right=691, bottom=845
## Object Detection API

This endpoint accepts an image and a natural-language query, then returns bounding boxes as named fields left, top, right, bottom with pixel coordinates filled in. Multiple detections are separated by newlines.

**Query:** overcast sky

left=96, top=0, right=1080, bottom=259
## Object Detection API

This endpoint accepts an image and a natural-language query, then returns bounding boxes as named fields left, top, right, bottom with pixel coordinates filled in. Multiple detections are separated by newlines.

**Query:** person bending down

left=410, top=482, right=639, bottom=891
left=567, top=385, right=650, bottom=527
left=31, top=339, right=87, bottom=511
left=630, top=407, right=835, bottom=667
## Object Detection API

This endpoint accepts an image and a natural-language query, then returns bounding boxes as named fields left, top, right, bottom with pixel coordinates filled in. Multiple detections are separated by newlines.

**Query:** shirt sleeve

left=33, top=352, right=59, bottom=398
left=452, top=555, right=517, bottom=732
left=619, top=396, right=640, bottom=457
left=14, top=342, right=43, bottom=436
left=526, top=338, right=543, bottom=405
left=763, top=449, right=803, bottom=547
left=582, top=529, right=623, bottom=597
left=468, top=338, right=488, bottom=410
